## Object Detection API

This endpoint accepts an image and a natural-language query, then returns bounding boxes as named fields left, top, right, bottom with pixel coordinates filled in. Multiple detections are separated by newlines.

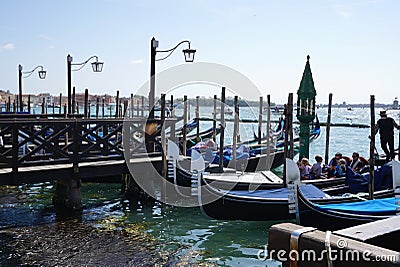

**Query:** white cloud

left=0, top=43, right=15, bottom=51
left=39, top=34, right=55, bottom=49
left=131, top=59, right=144, bottom=64
left=39, top=34, right=54, bottom=42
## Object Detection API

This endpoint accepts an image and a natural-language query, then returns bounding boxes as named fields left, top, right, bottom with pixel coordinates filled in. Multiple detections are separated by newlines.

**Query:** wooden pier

left=268, top=218, right=400, bottom=266
left=0, top=114, right=166, bottom=185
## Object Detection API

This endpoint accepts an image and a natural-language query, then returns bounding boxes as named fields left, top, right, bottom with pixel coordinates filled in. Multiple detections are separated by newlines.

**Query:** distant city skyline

left=1, top=1, right=399, bottom=104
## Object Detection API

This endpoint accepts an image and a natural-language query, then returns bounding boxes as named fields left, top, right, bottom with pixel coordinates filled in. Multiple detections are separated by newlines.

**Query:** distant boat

left=212, top=107, right=233, bottom=116
left=347, top=106, right=353, bottom=111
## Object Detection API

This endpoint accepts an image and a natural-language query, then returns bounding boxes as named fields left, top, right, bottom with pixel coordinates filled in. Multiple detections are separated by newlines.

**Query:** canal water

left=1, top=106, right=399, bottom=266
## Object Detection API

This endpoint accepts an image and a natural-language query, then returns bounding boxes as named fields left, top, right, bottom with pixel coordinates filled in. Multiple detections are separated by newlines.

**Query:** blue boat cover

left=346, top=162, right=393, bottom=193
left=316, top=197, right=397, bottom=215
left=226, top=184, right=329, bottom=199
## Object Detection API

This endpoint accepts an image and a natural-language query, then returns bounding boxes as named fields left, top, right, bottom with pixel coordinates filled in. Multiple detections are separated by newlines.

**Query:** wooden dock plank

left=268, top=222, right=400, bottom=267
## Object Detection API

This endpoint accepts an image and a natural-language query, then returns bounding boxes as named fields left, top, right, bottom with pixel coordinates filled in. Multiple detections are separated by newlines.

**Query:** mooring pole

left=196, top=96, right=200, bottom=143
left=288, top=93, right=294, bottom=159
left=266, top=95, right=271, bottom=169
left=324, top=93, right=333, bottom=165
left=72, top=86, right=76, bottom=115
left=183, top=95, right=188, bottom=156
left=369, top=95, right=375, bottom=200
left=84, top=89, right=88, bottom=118
left=28, top=95, right=31, bottom=114
left=161, top=94, right=167, bottom=202
left=213, top=95, right=217, bottom=142
left=219, top=87, right=226, bottom=173
left=115, top=90, right=119, bottom=118
left=232, top=96, right=239, bottom=164
left=102, top=97, right=105, bottom=118
left=258, top=96, right=263, bottom=144
left=59, top=93, right=62, bottom=115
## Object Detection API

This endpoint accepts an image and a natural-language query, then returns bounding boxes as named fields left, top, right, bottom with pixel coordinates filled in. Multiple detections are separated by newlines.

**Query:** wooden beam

left=268, top=222, right=400, bottom=267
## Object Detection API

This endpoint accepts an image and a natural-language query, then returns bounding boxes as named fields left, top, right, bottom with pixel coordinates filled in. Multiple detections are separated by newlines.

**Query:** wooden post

left=130, top=93, right=134, bottom=118
left=282, top=94, right=292, bottom=187
left=76, top=102, right=79, bottom=115
left=84, top=89, right=89, bottom=118
left=115, top=91, right=119, bottom=118
left=170, top=95, right=174, bottom=117
left=72, top=86, right=76, bottom=115
left=102, top=97, right=105, bottom=118
left=59, top=93, right=62, bottom=115
left=12, top=122, right=18, bottom=183
left=219, top=87, right=226, bottom=173
left=141, top=95, right=144, bottom=118
left=266, top=95, right=271, bottom=168
left=16, top=95, right=19, bottom=112
left=213, top=95, right=217, bottom=142
left=160, top=94, right=167, bottom=201
left=96, top=97, right=100, bottom=119
left=288, top=93, right=294, bottom=159
left=27, top=95, right=31, bottom=114
left=183, top=95, right=188, bottom=156
left=64, top=104, right=67, bottom=117
left=232, top=96, right=239, bottom=163
left=258, top=96, right=263, bottom=144
left=170, top=95, right=176, bottom=142
left=369, top=95, right=375, bottom=200
left=41, top=97, right=45, bottom=114
left=324, top=93, right=333, bottom=165
left=123, top=100, right=128, bottom=117
left=196, top=96, right=200, bottom=143
left=52, top=101, right=55, bottom=114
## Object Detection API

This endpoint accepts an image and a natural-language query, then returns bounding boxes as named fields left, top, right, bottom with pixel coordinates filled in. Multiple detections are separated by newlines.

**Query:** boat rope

left=341, top=193, right=368, bottom=201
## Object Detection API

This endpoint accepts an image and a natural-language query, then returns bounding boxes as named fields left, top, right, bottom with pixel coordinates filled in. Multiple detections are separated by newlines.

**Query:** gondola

left=296, top=184, right=395, bottom=230
left=197, top=159, right=394, bottom=221
left=199, top=172, right=331, bottom=221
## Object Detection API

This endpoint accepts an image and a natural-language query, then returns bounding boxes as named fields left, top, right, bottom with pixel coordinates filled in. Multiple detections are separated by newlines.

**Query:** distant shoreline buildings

left=0, top=89, right=398, bottom=110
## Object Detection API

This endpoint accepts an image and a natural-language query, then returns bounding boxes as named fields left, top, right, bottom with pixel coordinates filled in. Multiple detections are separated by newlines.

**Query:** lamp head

left=183, top=48, right=196, bottom=62
left=38, top=70, right=46, bottom=79
left=91, top=61, right=104, bottom=72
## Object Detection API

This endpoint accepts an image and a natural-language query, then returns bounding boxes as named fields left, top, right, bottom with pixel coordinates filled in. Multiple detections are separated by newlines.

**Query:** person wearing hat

left=374, top=110, right=400, bottom=161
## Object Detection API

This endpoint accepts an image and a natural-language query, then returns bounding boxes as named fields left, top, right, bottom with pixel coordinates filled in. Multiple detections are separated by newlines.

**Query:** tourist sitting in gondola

left=309, top=154, right=325, bottom=179
left=348, top=152, right=365, bottom=172
left=334, top=158, right=347, bottom=177
left=298, top=157, right=311, bottom=180
left=325, top=152, right=342, bottom=177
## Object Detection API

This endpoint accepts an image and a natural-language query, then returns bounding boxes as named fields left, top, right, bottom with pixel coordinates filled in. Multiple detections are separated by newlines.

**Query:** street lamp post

left=67, top=54, right=104, bottom=114
left=149, top=37, right=196, bottom=118
left=18, top=64, right=47, bottom=112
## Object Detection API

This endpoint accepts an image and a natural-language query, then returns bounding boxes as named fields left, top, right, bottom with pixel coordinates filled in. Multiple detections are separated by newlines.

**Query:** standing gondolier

left=374, top=110, right=400, bottom=161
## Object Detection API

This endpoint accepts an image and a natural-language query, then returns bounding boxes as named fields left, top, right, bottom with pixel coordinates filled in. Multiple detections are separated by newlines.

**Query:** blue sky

left=0, top=0, right=399, bottom=104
